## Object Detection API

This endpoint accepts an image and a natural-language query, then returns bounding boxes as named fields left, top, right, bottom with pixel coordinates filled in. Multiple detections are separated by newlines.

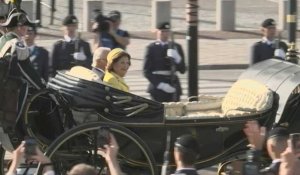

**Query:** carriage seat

left=164, top=79, right=274, bottom=119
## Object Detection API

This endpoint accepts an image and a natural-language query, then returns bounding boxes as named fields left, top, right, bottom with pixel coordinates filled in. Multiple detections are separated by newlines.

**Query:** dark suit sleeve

left=83, top=41, right=92, bottom=69
left=42, top=49, right=49, bottom=81
left=50, top=41, right=61, bottom=77
left=143, top=45, right=160, bottom=87
left=250, top=43, right=260, bottom=65
left=175, top=43, right=186, bottom=74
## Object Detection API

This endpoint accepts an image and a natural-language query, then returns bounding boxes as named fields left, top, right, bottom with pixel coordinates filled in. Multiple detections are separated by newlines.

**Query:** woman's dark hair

left=107, top=53, right=131, bottom=72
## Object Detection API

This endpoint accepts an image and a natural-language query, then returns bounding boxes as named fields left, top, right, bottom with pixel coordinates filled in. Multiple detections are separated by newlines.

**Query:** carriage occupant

left=173, top=134, right=199, bottom=175
left=103, top=48, right=131, bottom=92
left=0, top=8, right=45, bottom=89
left=143, top=22, right=186, bottom=102
left=50, top=15, right=92, bottom=77
left=91, top=47, right=111, bottom=80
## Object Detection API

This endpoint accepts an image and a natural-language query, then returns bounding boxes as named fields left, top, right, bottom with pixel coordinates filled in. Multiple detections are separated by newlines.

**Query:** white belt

left=152, top=71, right=176, bottom=76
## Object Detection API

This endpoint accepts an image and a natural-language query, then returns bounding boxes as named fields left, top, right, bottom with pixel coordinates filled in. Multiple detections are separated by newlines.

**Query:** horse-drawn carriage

left=1, top=58, right=300, bottom=175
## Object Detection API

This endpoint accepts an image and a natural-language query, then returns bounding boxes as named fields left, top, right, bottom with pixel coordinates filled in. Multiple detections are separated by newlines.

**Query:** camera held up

left=92, top=9, right=112, bottom=33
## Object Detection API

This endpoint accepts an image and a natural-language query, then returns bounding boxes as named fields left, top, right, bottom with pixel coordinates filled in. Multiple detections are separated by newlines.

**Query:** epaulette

left=0, top=38, right=18, bottom=58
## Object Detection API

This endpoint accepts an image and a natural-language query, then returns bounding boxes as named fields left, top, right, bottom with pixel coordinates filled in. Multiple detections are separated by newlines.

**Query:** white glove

left=167, top=49, right=182, bottom=64
left=157, top=82, right=176, bottom=93
left=274, top=49, right=286, bottom=59
left=73, top=52, right=87, bottom=61
left=11, top=41, right=29, bottom=61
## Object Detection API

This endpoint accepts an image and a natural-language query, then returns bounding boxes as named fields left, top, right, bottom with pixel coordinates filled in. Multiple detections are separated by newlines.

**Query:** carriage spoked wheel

left=0, top=146, right=6, bottom=174
left=36, top=122, right=158, bottom=175
left=23, top=89, right=72, bottom=149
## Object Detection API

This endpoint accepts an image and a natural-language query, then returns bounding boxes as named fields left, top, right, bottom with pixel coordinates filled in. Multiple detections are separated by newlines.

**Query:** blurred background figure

left=92, top=10, right=130, bottom=50
left=24, top=24, right=49, bottom=82
left=143, top=22, right=186, bottom=102
left=103, top=48, right=131, bottom=92
left=250, top=18, right=288, bottom=65
left=50, top=15, right=92, bottom=77
left=91, top=47, right=111, bottom=80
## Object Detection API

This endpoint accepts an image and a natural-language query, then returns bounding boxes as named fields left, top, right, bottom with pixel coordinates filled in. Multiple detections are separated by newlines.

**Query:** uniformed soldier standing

left=250, top=18, right=288, bottom=65
left=143, top=22, right=186, bottom=102
left=50, top=15, right=92, bottom=76
left=24, top=24, right=49, bottom=81
left=0, top=8, right=44, bottom=89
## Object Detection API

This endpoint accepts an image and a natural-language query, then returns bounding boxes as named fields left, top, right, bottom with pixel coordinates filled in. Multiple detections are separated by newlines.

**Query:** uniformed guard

left=143, top=22, right=186, bottom=102
left=50, top=15, right=92, bottom=77
left=172, top=135, right=199, bottom=175
left=250, top=18, right=288, bottom=65
left=0, top=7, right=45, bottom=89
left=24, top=24, right=49, bottom=81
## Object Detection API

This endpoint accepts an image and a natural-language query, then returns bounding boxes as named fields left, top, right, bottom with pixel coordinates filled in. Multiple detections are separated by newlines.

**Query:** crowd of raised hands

left=244, top=120, right=300, bottom=175
left=5, top=133, right=124, bottom=175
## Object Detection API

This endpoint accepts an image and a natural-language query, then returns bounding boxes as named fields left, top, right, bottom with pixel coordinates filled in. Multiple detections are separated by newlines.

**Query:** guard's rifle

left=161, top=130, right=171, bottom=175
left=72, top=31, right=82, bottom=66
left=168, top=31, right=177, bottom=102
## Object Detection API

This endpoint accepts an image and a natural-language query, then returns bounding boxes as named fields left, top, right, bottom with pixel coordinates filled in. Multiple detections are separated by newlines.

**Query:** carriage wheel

left=23, top=89, right=71, bottom=149
left=36, top=122, right=157, bottom=175
left=0, top=146, right=6, bottom=174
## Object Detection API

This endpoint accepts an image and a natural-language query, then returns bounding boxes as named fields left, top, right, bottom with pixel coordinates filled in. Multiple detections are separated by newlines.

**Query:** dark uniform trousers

left=143, top=41, right=186, bottom=102
left=50, top=39, right=92, bottom=76
left=250, top=41, right=288, bottom=65
left=29, top=46, right=49, bottom=82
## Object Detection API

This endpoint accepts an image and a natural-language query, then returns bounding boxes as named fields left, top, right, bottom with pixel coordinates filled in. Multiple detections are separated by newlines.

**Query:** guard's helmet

left=0, top=8, right=36, bottom=27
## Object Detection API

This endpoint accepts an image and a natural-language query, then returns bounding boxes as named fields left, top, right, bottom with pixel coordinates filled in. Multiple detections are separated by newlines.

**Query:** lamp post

left=186, top=0, right=198, bottom=101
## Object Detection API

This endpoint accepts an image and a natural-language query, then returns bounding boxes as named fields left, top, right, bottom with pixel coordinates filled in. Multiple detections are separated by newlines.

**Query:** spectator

left=143, top=22, right=186, bottom=102
left=279, top=143, right=300, bottom=175
left=24, top=24, right=49, bottom=82
left=92, top=10, right=130, bottom=50
left=50, top=15, right=92, bottom=77
left=91, top=47, right=111, bottom=80
left=68, top=163, right=97, bottom=175
left=97, top=133, right=124, bottom=175
left=103, top=48, right=131, bottom=92
left=6, top=141, right=54, bottom=175
left=250, top=18, right=288, bottom=65
left=244, top=121, right=289, bottom=175
left=173, top=134, right=199, bottom=175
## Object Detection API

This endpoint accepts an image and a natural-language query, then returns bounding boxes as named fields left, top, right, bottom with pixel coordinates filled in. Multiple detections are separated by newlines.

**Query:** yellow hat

left=106, top=48, right=130, bottom=71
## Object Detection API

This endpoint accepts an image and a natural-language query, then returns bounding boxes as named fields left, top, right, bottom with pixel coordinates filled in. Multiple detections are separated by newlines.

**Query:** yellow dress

left=103, top=71, right=129, bottom=92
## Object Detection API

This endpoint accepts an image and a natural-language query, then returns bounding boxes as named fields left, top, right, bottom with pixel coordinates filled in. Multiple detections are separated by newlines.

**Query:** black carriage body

left=2, top=59, right=300, bottom=174
left=46, top=67, right=280, bottom=170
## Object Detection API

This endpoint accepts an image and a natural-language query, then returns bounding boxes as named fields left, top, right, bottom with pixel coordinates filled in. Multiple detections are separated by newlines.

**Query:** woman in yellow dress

left=103, top=48, right=131, bottom=92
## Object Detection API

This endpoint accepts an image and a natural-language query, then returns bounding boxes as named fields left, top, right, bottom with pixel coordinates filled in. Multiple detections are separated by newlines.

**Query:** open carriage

left=1, top=59, right=300, bottom=175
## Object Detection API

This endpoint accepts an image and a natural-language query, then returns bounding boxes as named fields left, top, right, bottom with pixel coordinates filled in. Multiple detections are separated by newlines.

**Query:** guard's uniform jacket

left=250, top=40, right=288, bottom=65
left=0, top=32, right=44, bottom=89
left=143, top=41, right=186, bottom=102
left=50, top=38, right=92, bottom=76
left=29, top=45, right=49, bottom=82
